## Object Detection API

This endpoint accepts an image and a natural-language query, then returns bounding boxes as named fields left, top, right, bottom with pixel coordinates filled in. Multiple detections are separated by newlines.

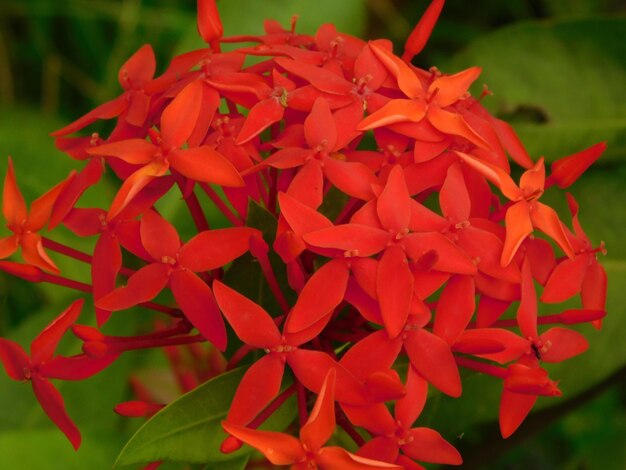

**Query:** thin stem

left=268, top=167, right=278, bottom=217
left=108, top=334, right=205, bottom=352
left=248, top=384, right=297, bottom=430
left=336, top=405, right=366, bottom=447
left=199, top=183, right=243, bottom=226
left=176, top=180, right=210, bottom=232
left=297, top=381, right=308, bottom=427
left=251, top=246, right=290, bottom=314
left=226, top=344, right=254, bottom=370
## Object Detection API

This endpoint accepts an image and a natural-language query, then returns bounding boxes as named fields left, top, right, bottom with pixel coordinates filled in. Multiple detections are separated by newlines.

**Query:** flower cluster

left=0, top=0, right=608, bottom=467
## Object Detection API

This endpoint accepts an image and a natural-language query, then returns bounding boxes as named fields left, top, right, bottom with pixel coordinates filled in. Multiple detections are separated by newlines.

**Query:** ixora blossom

left=0, top=0, right=609, bottom=467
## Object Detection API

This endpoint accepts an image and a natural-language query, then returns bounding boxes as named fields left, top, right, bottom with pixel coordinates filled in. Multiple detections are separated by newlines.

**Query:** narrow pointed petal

left=213, top=280, right=281, bottom=348
left=108, top=161, right=169, bottom=220
left=530, top=202, right=575, bottom=259
left=430, top=66, right=481, bottom=108
left=96, top=263, right=170, bottom=311
left=357, top=99, right=426, bottom=131
left=324, top=159, right=378, bottom=201
left=402, top=0, right=445, bottom=61
left=161, top=80, right=203, bottom=149
left=86, top=139, right=157, bottom=164
left=226, top=353, right=285, bottom=425
left=0, top=235, right=19, bottom=259
left=303, top=224, right=390, bottom=257
left=377, top=165, right=411, bottom=232
left=0, top=338, right=29, bottom=381
left=501, top=201, right=533, bottom=266
left=50, top=95, right=128, bottom=137
left=490, top=118, right=534, bottom=169
left=428, top=107, right=490, bottom=150
left=404, top=329, right=461, bottom=397
left=277, top=191, right=333, bottom=234
left=456, top=328, right=528, bottom=364
left=285, top=259, right=349, bottom=334
left=395, top=367, right=428, bottom=427
left=275, top=57, right=353, bottom=96
left=31, top=375, right=81, bottom=449
left=403, top=232, right=476, bottom=274
left=287, top=160, right=323, bottom=209
left=581, top=261, right=607, bottom=312
left=140, top=210, right=181, bottom=260
left=519, top=158, right=545, bottom=197
left=169, top=146, right=244, bottom=187
left=455, top=151, right=520, bottom=200
left=541, top=255, right=588, bottom=303
left=3, top=157, right=27, bottom=225
left=170, top=269, right=227, bottom=351
left=434, top=275, right=475, bottom=345
left=300, top=369, right=336, bottom=452
left=369, top=41, right=422, bottom=98
left=92, top=233, right=122, bottom=326
left=340, top=330, right=402, bottom=380
left=222, top=422, right=304, bottom=466
left=499, top=389, right=536, bottom=438
left=41, top=353, right=118, bottom=380
left=377, top=246, right=414, bottom=338
left=540, top=328, right=588, bottom=362
left=518, top=258, right=538, bottom=340
left=550, top=142, right=606, bottom=189
left=197, top=0, right=223, bottom=45
left=20, top=232, right=59, bottom=273
left=440, top=162, right=470, bottom=221
left=119, top=44, right=155, bottom=88
left=402, top=428, right=462, bottom=465
left=458, top=227, right=521, bottom=283
left=358, top=436, right=400, bottom=464
left=305, top=98, right=338, bottom=150
left=27, top=175, right=70, bottom=231
left=31, top=299, right=83, bottom=364
left=236, top=98, right=285, bottom=144
left=179, top=227, right=255, bottom=272
left=318, top=446, right=402, bottom=469
left=261, top=147, right=310, bottom=169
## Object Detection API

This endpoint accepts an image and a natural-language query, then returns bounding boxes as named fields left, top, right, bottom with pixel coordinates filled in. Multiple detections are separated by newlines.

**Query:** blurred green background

left=0, top=0, right=625, bottom=468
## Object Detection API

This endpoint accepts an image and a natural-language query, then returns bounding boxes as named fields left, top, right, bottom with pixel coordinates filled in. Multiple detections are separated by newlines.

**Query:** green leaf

left=446, top=17, right=626, bottom=161
left=115, top=367, right=296, bottom=466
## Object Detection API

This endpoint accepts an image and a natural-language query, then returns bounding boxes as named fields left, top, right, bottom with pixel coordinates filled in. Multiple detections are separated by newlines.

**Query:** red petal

left=27, top=175, right=70, bottom=231
left=92, top=233, right=122, bottom=326
left=226, top=353, right=285, bottom=425
left=377, top=246, right=414, bottom=338
left=119, top=44, right=155, bottom=88
left=541, top=255, right=588, bottom=303
left=491, top=118, right=534, bottom=169
left=455, top=151, right=520, bottom=200
left=20, top=232, right=60, bottom=274
left=50, top=95, right=128, bottom=137
left=262, top=147, right=310, bottom=169
left=403, top=232, right=476, bottom=274
left=530, top=202, right=575, bottom=259
left=179, top=227, right=255, bottom=272
left=501, top=201, right=533, bottom=266
left=197, top=0, right=223, bottom=45
left=369, top=41, right=422, bottom=98
left=440, top=162, right=470, bottom=222
left=581, top=261, right=607, bottom=312
left=476, top=296, right=509, bottom=328
left=0, top=338, right=29, bottom=381
left=402, top=0, right=445, bottom=61
left=430, top=66, right=481, bottom=108
left=300, top=369, right=336, bottom=452
left=304, top=224, right=390, bottom=257
left=550, top=142, right=606, bottom=189
left=41, top=353, right=118, bottom=380
left=324, top=159, right=377, bottom=201
left=428, top=107, right=490, bottom=150
left=278, top=191, right=333, bottom=234
left=519, top=158, right=545, bottom=196
left=169, top=146, right=244, bottom=187
left=402, top=427, right=462, bottom=465
left=0, top=235, right=19, bottom=259
left=518, top=258, right=537, bottom=340
left=358, top=436, right=400, bottom=464
left=456, top=328, right=528, bottom=364
left=96, top=263, right=169, bottom=311
left=221, top=422, right=304, bottom=466
left=377, top=165, right=411, bottom=232
left=212, top=280, right=280, bottom=348
left=140, top=210, right=180, bottom=260
left=169, top=269, right=227, bottom=351
left=340, top=330, right=402, bottom=380
left=236, top=98, right=285, bottom=144
left=319, top=446, right=402, bottom=469
left=3, top=157, right=27, bottom=225
left=305, top=98, right=338, bottom=150
left=358, top=99, right=426, bottom=130
left=433, top=275, right=475, bottom=345
left=108, top=162, right=168, bottom=220
left=404, top=329, right=461, bottom=397
left=31, top=299, right=83, bottom=364
left=395, top=367, right=428, bottom=427
left=161, top=80, right=203, bottom=149
left=539, top=328, right=588, bottom=362
left=285, top=259, right=349, bottom=335
left=499, top=389, right=536, bottom=438
left=287, top=160, right=323, bottom=209
left=87, top=138, right=156, bottom=164
left=275, top=57, right=353, bottom=96
left=31, top=375, right=81, bottom=449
